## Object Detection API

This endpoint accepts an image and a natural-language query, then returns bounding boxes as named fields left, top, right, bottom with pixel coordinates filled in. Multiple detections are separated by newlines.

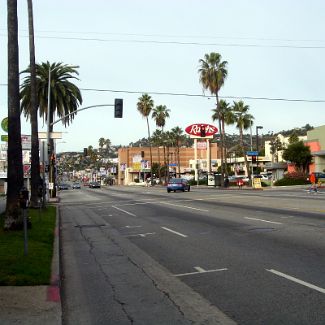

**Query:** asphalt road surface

left=59, top=185, right=325, bottom=324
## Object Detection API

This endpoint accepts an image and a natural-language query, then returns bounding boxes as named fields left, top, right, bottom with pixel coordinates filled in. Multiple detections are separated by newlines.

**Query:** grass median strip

left=0, top=206, right=56, bottom=286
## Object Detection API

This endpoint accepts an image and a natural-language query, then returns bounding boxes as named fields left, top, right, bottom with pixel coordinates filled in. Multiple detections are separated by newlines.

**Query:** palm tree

left=170, top=127, right=185, bottom=177
left=152, top=105, right=170, bottom=131
left=98, top=137, right=105, bottom=153
left=198, top=52, right=228, bottom=185
left=104, top=138, right=111, bottom=155
left=231, top=101, right=254, bottom=180
left=5, top=0, right=24, bottom=230
left=20, top=62, right=82, bottom=131
left=137, top=94, right=154, bottom=185
left=212, top=99, right=234, bottom=175
left=152, top=104, right=170, bottom=176
left=20, top=61, right=82, bottom=197
left=27, top=0, right=41, bottom=208
left=151, top=129, right=164, bottom=182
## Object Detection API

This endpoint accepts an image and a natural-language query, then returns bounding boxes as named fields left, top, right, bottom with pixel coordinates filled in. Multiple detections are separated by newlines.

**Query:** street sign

left=246, top=151, right=259, bottom=156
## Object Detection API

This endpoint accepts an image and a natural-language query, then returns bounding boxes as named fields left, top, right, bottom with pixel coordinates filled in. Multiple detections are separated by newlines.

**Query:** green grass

left=0, top=206, right=56, bottom=286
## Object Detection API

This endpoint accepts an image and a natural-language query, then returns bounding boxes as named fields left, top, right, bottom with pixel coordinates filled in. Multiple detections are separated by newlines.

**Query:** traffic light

left=252, top=155, right=257, bottom=163
left=200, top=126, right=206, bottom=137
left=114, top=98, right=123, bottom=118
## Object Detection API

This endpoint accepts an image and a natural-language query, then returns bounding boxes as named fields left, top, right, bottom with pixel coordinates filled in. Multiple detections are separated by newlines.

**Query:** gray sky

left=1, top=0, right=325, bottom=152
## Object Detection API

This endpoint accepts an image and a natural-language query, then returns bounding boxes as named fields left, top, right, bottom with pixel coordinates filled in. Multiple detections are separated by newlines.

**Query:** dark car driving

left=167, top=178, right=190, bottom=193
left=89, top=181, right=101, bottom=188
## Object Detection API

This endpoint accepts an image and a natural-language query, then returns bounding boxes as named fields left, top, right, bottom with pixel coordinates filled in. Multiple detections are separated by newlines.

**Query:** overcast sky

left=1, top=0, right=325, bottom=152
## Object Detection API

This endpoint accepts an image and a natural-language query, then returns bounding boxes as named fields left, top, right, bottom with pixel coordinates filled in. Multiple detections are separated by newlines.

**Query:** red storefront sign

left=185, top=123, right=218, bottom=137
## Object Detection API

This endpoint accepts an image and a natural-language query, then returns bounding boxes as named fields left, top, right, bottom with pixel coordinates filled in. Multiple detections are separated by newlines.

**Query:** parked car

left=58, top=183, right=70, bottom=190
left=72, top=182, right=81, bottom=189
left=167, top=178, right=190, bottom=193
left=89, top=181, right=101, bottom=188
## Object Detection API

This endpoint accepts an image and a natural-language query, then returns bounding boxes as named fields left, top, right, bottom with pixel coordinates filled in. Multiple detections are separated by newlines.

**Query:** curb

left=46, top=204, right=62, bottom=321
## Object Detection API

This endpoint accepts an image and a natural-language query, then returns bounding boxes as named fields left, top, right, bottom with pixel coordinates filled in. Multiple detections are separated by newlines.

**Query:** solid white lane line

left=266, top=269, right=325, bottom=294
left=112, top=206, right=137, bottom=217
left=125, top=225, right=142, bottom=228
left=174, top=267, right=228, bottom=277
left=245, top=217, right=282, bottom=225
left=161, top=226, right=188, bottom=238
left=161, top=202, right=209, bottom=212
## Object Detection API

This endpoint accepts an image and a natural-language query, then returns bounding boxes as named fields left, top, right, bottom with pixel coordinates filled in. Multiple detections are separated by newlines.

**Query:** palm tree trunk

left=216, top=93, right=224, bottom=186
left=5, top=0, right=24, bottom=229
left=222, top=119, right=228, bottom=177
left=177, top=145, right=181, bottom=177
left=146, top=117, right=154, bottom=185
left=27, top=0, right=41, bottom=208
left=163, top=145, right=167, bottom=184
left=157, top=147, right=161, bottom=183
left=240, top=128, right=250, bottom=180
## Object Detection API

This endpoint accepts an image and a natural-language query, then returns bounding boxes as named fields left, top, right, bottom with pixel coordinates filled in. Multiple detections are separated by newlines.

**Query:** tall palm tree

left=104, top=138, right=111, bottom=155
left=212, top=99, right=234, bottom=175
left=231, top=100, right=254, bottom=180
left=170, top=126, right=185, bottom=177
left=152, top=105, right=170, bottom=131
left=27, top=0, right=41, bottom=208
left=20, top=61, right=82, bottom=197
left=98, top=137, right=105, bottom=153
left=151, top=129, right=164, bottom=182
left=152, top=104, right=170, bottom=176
left=137, top=94, right=154, bottom=185
left=5, top=0, right=24, bottom=230
left=20, top=62, right=82, bottom=131
left=199, top=52, right=228, bottom=184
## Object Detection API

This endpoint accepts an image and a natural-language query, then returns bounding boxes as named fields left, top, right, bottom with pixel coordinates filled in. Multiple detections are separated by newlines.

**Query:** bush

left=189, top=179, right=207, bottom=186
left=274, top=178, right=308, bottom=186
left=283, top=171, right=307, bottom=180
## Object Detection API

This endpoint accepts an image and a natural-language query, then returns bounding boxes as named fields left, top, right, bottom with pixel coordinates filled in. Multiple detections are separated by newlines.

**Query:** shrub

left=274, top=178, right=308, bottom=186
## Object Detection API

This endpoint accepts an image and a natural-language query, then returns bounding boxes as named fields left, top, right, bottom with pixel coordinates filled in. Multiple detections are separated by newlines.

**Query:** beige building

left=117, top=142, right=220, bottom=185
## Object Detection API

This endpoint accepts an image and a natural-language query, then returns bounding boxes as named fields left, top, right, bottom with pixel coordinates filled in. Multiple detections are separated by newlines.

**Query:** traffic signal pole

left=47, top=101, right=123, bottom=198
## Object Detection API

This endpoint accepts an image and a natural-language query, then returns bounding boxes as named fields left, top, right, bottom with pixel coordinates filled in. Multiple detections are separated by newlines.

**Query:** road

left=59, top=185, right=325, bottom=324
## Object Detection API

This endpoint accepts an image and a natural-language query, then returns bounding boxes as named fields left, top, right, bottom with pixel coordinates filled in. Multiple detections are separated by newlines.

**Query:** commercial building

left=117, top=142, right=220, bottom=185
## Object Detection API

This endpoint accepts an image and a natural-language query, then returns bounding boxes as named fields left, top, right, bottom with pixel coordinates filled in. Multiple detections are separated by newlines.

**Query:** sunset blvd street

left=59, top=185, right=325, bottom=324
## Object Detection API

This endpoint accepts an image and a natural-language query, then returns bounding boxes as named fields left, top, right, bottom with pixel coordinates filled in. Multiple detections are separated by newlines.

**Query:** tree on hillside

left=198, top=52, right=228, bottom=185
left=5, top=0, right=24, bottom=230
left=282, top=141, right=312, bottom=173
left=269, top=135, right=284, bottom=163
left=288, top=132, right=299, bottom=144
left=137, top=94, right=154, bottom=185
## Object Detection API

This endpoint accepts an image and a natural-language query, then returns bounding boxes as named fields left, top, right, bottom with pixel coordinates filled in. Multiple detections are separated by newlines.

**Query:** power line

left=80, top=88, right=325, bottom=103
left=1, top=83, right=324, bottom=103
left=27, top=35, right=325, bottom=49
left=2, top=28, right=325, bottom=44
left=1, top=32, right=325, bottom=49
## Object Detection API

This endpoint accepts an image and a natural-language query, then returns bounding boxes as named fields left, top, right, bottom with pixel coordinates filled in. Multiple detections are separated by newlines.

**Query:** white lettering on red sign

left=185, top=123, right=218, bottom=136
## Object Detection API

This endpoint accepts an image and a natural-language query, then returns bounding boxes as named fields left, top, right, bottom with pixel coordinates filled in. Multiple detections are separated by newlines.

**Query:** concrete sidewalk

left=0, top=200, right=62, bottom=325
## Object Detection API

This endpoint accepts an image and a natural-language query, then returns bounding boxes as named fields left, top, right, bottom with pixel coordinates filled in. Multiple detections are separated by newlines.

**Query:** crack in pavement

left=78, top=226, right=134, bottom=324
